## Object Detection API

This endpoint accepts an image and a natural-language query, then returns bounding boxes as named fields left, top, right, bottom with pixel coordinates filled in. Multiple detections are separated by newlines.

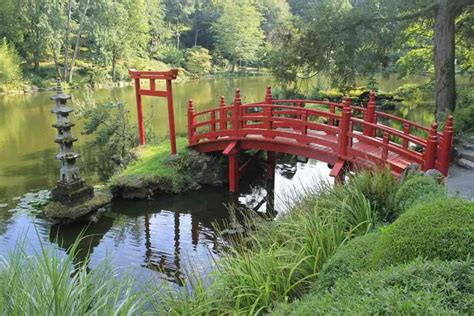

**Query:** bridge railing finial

left=265, top=86, right=273, bottom=104
left=363, top=91, right=377, bottom=136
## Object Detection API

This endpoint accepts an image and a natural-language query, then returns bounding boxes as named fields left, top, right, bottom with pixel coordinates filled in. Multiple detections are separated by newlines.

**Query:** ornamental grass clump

left=372, top=197, right=474, bottom=268
left=0, top=237, right=147, bottom=315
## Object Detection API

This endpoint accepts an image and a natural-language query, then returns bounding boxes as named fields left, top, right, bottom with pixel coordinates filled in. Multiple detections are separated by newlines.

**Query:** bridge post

left=220, top=96, right=227, bottom=130
left=329, top=104, right=336, bottom=126
left=338, top=97, right=352, bottom=158
left=234, top=89, right=243, bottom=129
left=265, top=86, right=273, bottom=103
left=133, top=77, right=146, bottom=145
left=437, top=115, right=454, bottom=176
left=233, top=89, right=241, bottom=136
left=187, top=99, right=195, bottom=145
left=229, top=152, right=239, bottom=192
left=267, top=151, right=276, bottom=179
left=363, top=91, right=376, bottom=137
left=422, top=123, right=438, bottom=171
left=402, top=123, right=410, bottom=148
left=264, top=86, right=273, bottom=130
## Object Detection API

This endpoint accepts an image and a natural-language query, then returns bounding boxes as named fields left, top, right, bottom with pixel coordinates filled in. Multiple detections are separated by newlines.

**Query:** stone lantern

left=50, top=78, right=94, bottom=206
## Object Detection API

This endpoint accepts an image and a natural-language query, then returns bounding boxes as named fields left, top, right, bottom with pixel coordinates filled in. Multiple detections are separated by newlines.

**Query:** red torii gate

left=129, top=69, right=179, bottom=155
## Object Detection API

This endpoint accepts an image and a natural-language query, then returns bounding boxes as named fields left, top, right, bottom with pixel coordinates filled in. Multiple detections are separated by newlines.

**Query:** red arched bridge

left=186, top=87, right=453, bottom=192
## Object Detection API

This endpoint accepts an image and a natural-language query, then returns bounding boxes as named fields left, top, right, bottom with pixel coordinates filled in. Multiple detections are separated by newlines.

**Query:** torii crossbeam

left=129, top=69, right=179, bottom=155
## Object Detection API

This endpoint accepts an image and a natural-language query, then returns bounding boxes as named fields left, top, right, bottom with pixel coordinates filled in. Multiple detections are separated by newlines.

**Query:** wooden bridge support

left=223, top=141, right=240, bottom=193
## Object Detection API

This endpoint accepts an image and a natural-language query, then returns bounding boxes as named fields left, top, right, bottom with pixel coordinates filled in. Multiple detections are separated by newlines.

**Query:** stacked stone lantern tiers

left=50, top=78, right=94, bottom=206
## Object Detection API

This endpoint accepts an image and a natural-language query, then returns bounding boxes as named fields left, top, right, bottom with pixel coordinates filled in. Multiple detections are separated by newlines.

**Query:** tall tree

left=271, top=0, right=474, bottom=121
left=164, top=0, right=195, bottom=49
left=212, top=0, right=265, bottom=71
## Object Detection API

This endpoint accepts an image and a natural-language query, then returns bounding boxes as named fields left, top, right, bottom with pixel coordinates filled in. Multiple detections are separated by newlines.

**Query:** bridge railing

left=187, top=86, right=454, bottom=176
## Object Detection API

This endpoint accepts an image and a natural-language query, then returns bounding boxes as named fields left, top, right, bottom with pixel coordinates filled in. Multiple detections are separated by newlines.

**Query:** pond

left=0, top=74, right=448, bottom=285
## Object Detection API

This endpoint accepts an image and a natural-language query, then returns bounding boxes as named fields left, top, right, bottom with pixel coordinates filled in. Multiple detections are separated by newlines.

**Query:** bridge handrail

left=350, top=117, right=427, bottom=148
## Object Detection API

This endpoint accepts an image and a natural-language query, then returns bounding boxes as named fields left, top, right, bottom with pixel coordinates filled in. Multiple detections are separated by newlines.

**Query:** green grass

left=110, top=137, right=188, bottom=183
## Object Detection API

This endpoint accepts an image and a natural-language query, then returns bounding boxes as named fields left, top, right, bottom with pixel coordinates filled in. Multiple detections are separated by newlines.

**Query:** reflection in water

left=37, top=157, right=330, bottom=285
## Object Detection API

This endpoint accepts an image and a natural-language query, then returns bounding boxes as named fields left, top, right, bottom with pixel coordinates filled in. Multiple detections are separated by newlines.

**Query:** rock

left=0, top=203, right=8, bottom=208
left=186, top=150, right=227, bottom=186
left=463, top=143, right=474, bottom=150
left=43, top=188, right=113, bottom=223
left=400, top=163, right=421, bottom=182
left=460, top=149, right=474, bottom=162
left=458, top=158, right=474, bottom=170
left=424, top=169, right=444, bottom=184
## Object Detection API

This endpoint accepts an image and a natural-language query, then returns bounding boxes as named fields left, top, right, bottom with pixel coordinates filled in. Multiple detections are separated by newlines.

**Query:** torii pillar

left=129, top=69, right=179, bottom=155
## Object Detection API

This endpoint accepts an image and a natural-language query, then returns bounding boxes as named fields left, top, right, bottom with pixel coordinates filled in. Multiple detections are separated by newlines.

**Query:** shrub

left=372, top=197, right=474, bottom=268
left=454, top=87, right=474, bottom=133
left=274, top=259, right=474, bottom=315
left=315, top=231, right=379, bottom=290
left=158, top=44, right=185, bottom=67
left=75, top=94, right=155, bottom=180
left=0, top=38, right=22, bottom=86
left=185, top=46, right=212, bottom=76
left=395, top=175, right=446, bottom=214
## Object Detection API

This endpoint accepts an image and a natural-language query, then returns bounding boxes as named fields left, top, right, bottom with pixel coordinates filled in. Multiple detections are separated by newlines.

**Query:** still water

left=0, top=75, right=439, bottom=284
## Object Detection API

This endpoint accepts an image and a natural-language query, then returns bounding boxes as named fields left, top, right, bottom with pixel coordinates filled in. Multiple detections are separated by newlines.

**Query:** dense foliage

left=394, top=174, right=446, bottom=213
left=372, top=197, right=474, bottom=268
left=314, top=232, right=379, bottom=291
left=0, top=0, right=290, bottom=88
left=276, top=259, right=474, bottom=315
left=0, top=38, right=22, bottom=91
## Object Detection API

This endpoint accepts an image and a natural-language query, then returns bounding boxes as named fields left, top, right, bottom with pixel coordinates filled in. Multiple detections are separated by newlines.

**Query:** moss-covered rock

left=372, top=197, right=474, bottom=268
left=109, top=139, right=228, bottom=199
left=44, top=188, right=112, bottom=222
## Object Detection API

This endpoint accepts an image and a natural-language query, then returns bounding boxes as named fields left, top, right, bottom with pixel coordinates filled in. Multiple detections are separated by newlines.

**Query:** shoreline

left=0, top=71, right=271, bottom=96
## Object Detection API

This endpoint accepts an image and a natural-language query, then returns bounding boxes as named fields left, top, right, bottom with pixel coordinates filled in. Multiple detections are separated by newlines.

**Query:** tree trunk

left=52, top=49, right=62, bottom=79
left=434, top=0, right=456, bottom=121
left=112, top=53, right=117, bottom=82
left=68, top=0, right=90, bottom=83
left=194, top=29, right=199, bottom=47
left=63, top=0, right=73, bottom=80
left=33, top=55, right=40, bottom=72
left=176, top=21, right=181, bottom=49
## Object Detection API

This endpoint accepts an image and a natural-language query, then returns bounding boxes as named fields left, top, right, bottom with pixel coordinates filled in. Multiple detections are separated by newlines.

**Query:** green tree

left=212, top=0, right=265, bottom=71
left=88, top=0, right=150, bottom=81
left=164, top=0, right=195, bottom=49
left=0, top=38, right=22, bottom=86
left=271, top=0, right=474, bottom=120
